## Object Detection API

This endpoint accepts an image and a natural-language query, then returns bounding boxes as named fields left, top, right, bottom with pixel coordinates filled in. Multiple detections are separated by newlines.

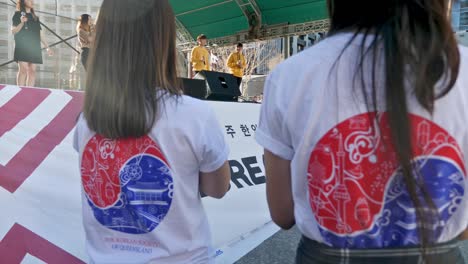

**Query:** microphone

left=21, top=12, right=28, bottom=30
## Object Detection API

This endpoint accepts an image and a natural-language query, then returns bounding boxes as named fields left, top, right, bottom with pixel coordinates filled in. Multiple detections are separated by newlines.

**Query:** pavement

left=236, top=227, right=300, bottom=264
left=236, top=227, right=468, bottom=264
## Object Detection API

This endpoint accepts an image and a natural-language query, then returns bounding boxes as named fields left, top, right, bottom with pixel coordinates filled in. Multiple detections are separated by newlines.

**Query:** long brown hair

left=327, top=0, right=459, bottom=261
left=16, top=0, right=38, bottom=21
left=84, top=0, right=182, bottom=139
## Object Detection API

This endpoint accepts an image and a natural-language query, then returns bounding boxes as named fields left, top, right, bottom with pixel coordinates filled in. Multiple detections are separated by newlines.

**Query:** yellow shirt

left=227, top=52, right=247, bottom=78
left=191, top=46, right=210, bottom=72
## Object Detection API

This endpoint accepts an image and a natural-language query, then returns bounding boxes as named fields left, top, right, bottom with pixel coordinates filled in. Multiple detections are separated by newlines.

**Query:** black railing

left=0, top=1, right=80, bottom=68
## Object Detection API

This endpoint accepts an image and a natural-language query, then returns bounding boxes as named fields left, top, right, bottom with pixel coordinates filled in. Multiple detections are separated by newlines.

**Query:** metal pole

left=39, top=22, right=80, bottom=54
left=283, top=36, right=291, bottom=59
left=0, top=35, right=78, bottom=68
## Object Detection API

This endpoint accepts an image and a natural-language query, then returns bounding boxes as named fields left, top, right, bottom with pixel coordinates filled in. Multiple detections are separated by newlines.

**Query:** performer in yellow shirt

left=190, top=34, right=210, bottom=77
left=227, top=43, right=247, bottom=87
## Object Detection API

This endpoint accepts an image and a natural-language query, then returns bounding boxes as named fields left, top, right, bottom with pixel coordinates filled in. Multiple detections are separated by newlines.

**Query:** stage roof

left=170, top=0, right=329, bottom=48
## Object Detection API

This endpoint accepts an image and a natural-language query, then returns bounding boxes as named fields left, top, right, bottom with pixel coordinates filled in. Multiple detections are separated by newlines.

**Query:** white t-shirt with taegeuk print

left=74, top=93, right=229, bottom=263
left=256, top=33, right=468, bottom=249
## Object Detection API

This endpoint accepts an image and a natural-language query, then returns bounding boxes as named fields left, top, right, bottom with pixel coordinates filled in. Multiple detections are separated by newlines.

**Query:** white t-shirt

left=256, top=32, right=468, bottom=249
left=74, top=93, right=229, bottom=263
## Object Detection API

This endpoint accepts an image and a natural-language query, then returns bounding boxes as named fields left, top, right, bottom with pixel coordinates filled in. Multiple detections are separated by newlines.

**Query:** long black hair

left=327, top=0, right=460, bottom=261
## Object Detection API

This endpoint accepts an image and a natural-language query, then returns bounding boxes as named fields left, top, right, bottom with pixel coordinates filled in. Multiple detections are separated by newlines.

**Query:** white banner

left=0, top=85, right=277, bottom=264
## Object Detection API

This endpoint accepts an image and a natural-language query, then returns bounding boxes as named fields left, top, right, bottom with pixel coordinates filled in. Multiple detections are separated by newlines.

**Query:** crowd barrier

left=0, top=85, right=278, bottom=264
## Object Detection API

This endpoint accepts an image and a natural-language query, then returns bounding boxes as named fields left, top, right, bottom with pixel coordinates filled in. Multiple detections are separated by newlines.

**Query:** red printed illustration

left=308, top=112, right=466, bottom=248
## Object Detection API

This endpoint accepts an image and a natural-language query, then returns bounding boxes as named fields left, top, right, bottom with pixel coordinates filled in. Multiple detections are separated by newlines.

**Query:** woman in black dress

left=11, top=0, right=52, bottom=87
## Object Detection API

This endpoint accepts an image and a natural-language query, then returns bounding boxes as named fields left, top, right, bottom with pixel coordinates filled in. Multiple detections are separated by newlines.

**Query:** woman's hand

left=20, top=15, right=28, bottom=24
left=46, top=47, right=54, bottom=57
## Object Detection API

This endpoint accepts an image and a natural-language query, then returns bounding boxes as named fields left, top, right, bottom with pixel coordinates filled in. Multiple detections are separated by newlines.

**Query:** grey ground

left=236, top=227, right=468, bottom=264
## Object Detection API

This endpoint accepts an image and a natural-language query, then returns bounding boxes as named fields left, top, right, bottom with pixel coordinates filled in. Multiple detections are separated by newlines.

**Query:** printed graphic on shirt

left=308, top=112, right=466, bottom=248
left=81, top=135, right=174, bottom=234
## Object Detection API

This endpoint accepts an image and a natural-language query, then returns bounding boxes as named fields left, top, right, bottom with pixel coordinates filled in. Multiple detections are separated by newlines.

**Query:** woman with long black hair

left=257, top=0, right=468, bottom=263
left=11, top=0, right=52, bottom=87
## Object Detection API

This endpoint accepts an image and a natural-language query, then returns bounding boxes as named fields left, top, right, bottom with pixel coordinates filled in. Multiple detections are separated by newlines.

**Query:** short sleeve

left=255, top=74, right=294, bottom=160
left=12, top=12, right=21, bottom=27
left=73, top=113, right=84, bottom=152
left=198, top=106, right=230, bottom=173
left=73, top=129, right=79, bottom=152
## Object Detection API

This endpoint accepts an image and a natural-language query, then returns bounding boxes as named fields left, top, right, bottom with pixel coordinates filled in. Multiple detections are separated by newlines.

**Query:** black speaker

left=203, top=71, right=241, bottom=102
left=182, top=72, right=241, bottom=102
left=181, top=78, right=207, bottom=100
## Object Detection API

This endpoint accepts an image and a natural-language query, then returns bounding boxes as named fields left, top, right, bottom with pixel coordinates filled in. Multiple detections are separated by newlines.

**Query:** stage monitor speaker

left=183, top=71, right=241, bottom=102
left=203, top=71, right=241, bottom=102
left=181, top=78, right=207, bottom=100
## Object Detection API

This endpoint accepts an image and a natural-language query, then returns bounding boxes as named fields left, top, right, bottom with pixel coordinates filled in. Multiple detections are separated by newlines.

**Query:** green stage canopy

left=170, top=0, right=329, bottom=48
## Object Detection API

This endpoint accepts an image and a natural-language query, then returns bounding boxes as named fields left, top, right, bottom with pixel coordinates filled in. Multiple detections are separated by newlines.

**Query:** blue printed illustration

left=308, top=113, right=467, bottom=248
left=82, top=136, right=174, bottom=234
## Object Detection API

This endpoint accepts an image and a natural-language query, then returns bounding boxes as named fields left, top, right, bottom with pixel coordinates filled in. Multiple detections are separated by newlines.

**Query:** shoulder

left=265, top=35, right=350, bottom=104
left=458, top=45, right=468, bottom=79
left=157, top=93, right=219, bottom=132
left=74, top=113, right=94, bottom=147
left=458, top=44, right=468, bottom=60
left=456, top=44, right=468, bottom=88
left=173, top=94, right=213, bottom=114
left=12, top=11, right=22, bottom=25
left=76, top=113, right=90, bottom=133
left=164, top=93, right=215, bottom=120
left=269, top=34, right=349, bottom=82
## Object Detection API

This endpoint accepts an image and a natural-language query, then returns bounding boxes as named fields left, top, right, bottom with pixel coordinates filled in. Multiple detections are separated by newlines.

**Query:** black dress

left=12, top=11, right=43, bottom=64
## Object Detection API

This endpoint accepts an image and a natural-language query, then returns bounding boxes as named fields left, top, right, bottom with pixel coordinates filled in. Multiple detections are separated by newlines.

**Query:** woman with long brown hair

left=257, top=0, right=468, bottom=263
left=76, top=14, right=95, bottom=70
left=73, top=0, right=231, bottom=263
left=11, top=0, right=52, bottom=86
